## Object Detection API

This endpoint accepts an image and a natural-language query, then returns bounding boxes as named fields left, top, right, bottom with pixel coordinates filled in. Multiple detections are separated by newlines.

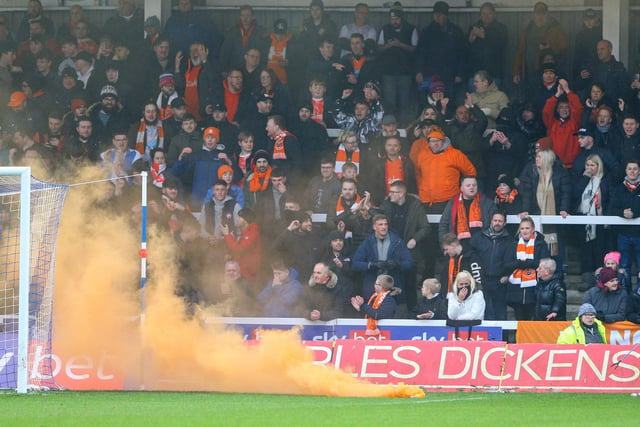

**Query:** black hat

left=584, top=8, right=598, bottom=20
left=257, top=93, right=274, bottom=103
left=274, top=19, right=288, bottom=35
left=420, top=118, right=436, bottom=128
left=310, top=0, right=324, bottom=8
left=433, top=1, right=449, bottom=15
left=103, top=59, right=120, bottom=71
left=382, top=114, right=397, bottom=125
left=252, top=149, right=271, bottom=166
left=212, top=103, right=227, bottom=112
left=299, top=101, right=313, bottom=111
left=61, top=66, right=77, bottom=79
left=574, top=127, right=596, bottom=138
left=497, top=174, right=515, bottom=190
left=540, top=62, right=557, bottom=75
left=328, top=230, right=345, bottom=242
left=170, top=97, right=186, bottom=109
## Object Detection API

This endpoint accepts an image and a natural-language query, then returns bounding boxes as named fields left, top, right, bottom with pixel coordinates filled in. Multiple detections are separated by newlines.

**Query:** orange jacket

left=415, top=144, right=476, bottom=204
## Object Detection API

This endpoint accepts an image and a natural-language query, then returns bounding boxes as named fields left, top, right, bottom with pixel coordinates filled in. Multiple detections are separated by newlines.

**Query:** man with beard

left=62, top=116, right=104, bottom=163
left=88, top=85, right=130, bottom=142
left=243, top=150, right=272, bottom=210
left=239, top=93, right=274, bottom=153
left=470, top=211, right=513, bottom=320
left=130, top=102, right=165, bottom=162
left=174, top=41, right=219, bottom=122
left=289, top=102, right=330, bottom=172
left=210, top=68, right=253, bottom=127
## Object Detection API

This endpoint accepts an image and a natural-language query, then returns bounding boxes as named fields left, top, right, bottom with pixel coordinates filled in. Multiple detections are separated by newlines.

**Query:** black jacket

left=534, top=272, right=567, bottom=320
left=518, top=159, right=572, bottom=214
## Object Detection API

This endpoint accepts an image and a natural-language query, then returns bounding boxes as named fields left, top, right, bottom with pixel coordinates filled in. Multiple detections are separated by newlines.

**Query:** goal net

left=0, top=169, right=68, bottom=392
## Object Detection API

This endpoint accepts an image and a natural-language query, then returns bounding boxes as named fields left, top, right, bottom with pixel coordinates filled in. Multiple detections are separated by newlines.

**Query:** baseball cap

left=7, top=91, right=26, bottom=107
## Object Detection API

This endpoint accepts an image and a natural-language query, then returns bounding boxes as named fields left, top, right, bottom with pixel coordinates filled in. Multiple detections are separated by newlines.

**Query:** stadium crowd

left=3, top=0, right=640, bottom=331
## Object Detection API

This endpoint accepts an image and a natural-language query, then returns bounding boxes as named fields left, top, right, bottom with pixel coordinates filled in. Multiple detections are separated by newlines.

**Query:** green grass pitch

left=0, top=391, right=637, bottom=426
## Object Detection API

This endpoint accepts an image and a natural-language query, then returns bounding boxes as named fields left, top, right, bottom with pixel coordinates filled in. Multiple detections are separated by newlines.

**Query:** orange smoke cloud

left=53, top=170, right=424, bottom=398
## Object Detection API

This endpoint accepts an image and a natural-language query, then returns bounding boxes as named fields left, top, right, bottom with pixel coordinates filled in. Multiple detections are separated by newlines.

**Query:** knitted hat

left=389, top=6, right=404, bottom=19
left=364, top=80, right=381, bottom=94
left=577, top=303, right=596, bottom=317
left=99, top=85, right=118, bottom=99
left=536, top=137, right=553, bottom=150
left=497, top=174, right=515, bottom=190
left=203, top=126, right=220, bottom=140
left=144, top=15, right=160, bottom=28
left=170, top=97, right=186, bottom=109
left=61, top=67, right=77, bottom=79
left=604, top=251, right=621, bottom=266
left=74, top=50, right=93, bottom=64
left=428, top=127, right=445, bottom=140
left=7, top=91, right=26, bottom=107
left=433, top=1, right=449, bottom=15
left=541, top=62, right=557, bottom=75
left=158, top=73, right=175, bottom=88
left=70, top=98, right=86, bottom=111
left=328, top=230, right=345, bottom=242
left=212, top=103, right=227, bottom=112
left=429, top=76, right=446, bottom=94
left=598, top=267, right=618, bottom=287
left=274, top=18, right=287, bottom=35
left=252, top=149, right=271, bottom=167
left=382, top=114, right=397, bottom=125
left=298, top=101, right=312, bottom=111
left=217, top=164, right=233, bottom=179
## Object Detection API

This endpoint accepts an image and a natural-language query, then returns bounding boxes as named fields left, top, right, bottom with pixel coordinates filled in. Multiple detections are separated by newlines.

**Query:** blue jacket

left=352, top=231, right=414, bottom=302
left=257, top=268, right=302, bottom=318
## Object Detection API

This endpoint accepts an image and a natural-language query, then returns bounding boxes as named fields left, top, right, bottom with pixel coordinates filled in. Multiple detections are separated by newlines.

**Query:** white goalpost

left=0, top=167, right=68, bottom=393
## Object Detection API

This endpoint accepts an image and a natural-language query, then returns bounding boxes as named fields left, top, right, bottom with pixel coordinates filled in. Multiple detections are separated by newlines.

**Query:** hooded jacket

left=534, top=271, right=567, bottom=320
left=557, top=316, right=607, bottom=344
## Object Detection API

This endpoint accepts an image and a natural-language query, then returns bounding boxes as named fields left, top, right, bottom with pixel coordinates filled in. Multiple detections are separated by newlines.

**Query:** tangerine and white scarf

left=509, top=235, right=538, bottom=288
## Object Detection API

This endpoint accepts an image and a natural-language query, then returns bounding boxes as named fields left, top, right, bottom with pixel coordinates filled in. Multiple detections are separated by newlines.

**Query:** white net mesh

left=0, top=174, right=67, bottom=390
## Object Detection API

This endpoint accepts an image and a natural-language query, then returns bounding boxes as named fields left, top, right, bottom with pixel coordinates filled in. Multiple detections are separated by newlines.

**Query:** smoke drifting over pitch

left=52, top=170, right=423, bottom=398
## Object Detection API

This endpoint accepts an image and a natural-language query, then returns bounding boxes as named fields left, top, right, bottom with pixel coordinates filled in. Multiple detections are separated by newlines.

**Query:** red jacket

left=542, top=91, right=583, bottom=168
left=224, top=222, right=262, bottom=281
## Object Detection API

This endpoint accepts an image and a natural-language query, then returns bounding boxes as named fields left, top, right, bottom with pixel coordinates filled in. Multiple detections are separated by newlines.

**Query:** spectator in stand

left=471, top=70, right=509, bottom=130
left=306, top=38, right=344, bottom=100
left=165, top=0, right=222, bottom=61
left=174, top=42, right=218, bottom=122
left=221, top=208, right=262, bottom=283
left=74, top=20, right=98, bottom=56
left=3, top=90, right=45, bottom=135
left=470, top=211, right=513, bottom=320
left=240, top=48, right=263, bottom=95
left=220, top=6, right=267, bottom=72
left=141, top=15, right=161, bottom=51
left=443, top=95, right=488, bottom=184
left=74, top=51, right=99, bottom=96
left=257, top=68, right=292, bottom=120
left=229, top=130, right=255, bottom=180
left=591, top=106, right=623, bottom=155
left=100, top=129, right=142, bottom=182
left=33, top=48, right=55, bottom=90
left=423, top=77, right=454, bottom=121
left=340, top=33, right=378, bottom=95
left=416, top=1, right=466, bottom=107
left=304, top=79, right=334, bottom=129
left=514, top=102, right=547, bottom=164
left=438, top=175, right=496, bottom=245
left=289, top=102, right=331, bottom=172
left=376, top=5, right=417, bottom=123
left=333, top=90, right=382, bottom=146
left=130, top=102, right=165, bottom=162
left=328, top=178, right=363, bottom=229
left=571, top=127, right=619, bottom=181
left=413, top=278, right=447, bottom=320
left=448, top=270, right=486, bottom=321
left=88, top=85, right=131, bottom=143
left=350, top=274, right=399, bottom=334
left=575, top=40, right=630, bottom=105
left=512, top=2, right=568, bottom=87
left=199, top=180, right=241, bottom=264
left=266, top=19, right=293, bottom=87
left=62, top=116, right=104, bottom=163
left=145, top=38, right=173, bottom=99
left=35, top=109, right=66, bottom=161
left=239, top=93, right=274, bottom=153
left=302, top=261, right=353, bottom=320
left=243, top=150, right=272, bottom=209
left=258, top=259, right=303, bottom=318
left=492, top=174, right=523, bottom=218
left=352, top=214, right=414, bottom=315
left=320, top=230, right=358, bottom=298
left=0, top=41, right=17, bottom=113
left=583, top=266, right=627, bottom=323
left=338, top=3, right=377, bottom=57
left=212, top=68, right=253, bottom=127
left=17, top=29, right=59, bottom=75
left=17, top=0, right=54, bottom=42
left=557, top=303, right=607, bottom=344
left=370, top=114, right=407, bottom=159
left=57, top=37, right=79, bottom=76
left=534, top=257, right=566, bottom=321
left=363, top=136, right=416, bottom=205
left=102, top=0, right=144, bottom=53
left=304, top=157, right=341, bottom=218
left=612, top=114, right=640, bottom=168
left=593, top=251, right=629, bottom=295
left=608, top=160, right=640, bottom=287
left=156, top=73, right=179, bottom=122
left=542, top=78, right=583, bottom=168
left=203, top=164, right=244, bottom=208
left=580, top=83, right=614, bottom=129
left=201, top=103, right=240, bottom=156
left=166, top=113, right=199, bottom=167
left=172, top=126, right=228, bottom=210
left=265, top=114, right=301, bottom=179
left=466, top=2, right=508, bottom=89
left=507, top=216, right=550, bottom=320
left=440, top=233, right=484, bottom=294
left=572, top=9, right=602, bottom=80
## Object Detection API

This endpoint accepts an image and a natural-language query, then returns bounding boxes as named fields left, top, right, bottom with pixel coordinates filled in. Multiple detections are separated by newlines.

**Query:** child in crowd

left=340, top=162, right=358, bottom=181
left=413, top=278, right=447, bottom=320
left=308, top=79, right=330, bottom=127
left=204, top=164, right=245, bottom=208
left=595, top=251, right=630, bottom=294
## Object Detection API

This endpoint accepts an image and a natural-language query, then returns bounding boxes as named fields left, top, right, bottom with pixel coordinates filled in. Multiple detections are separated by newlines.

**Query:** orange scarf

left=451, top=193, right=483, bottom=240
left=494, top=188, right=518, bottom=204
left=447, top=254, right=463, bottom=293
left=239, top=20, right=255, bottom=47
left=335, top=144, right=360, bottom=177
left=272, top=131, right=294, bottom=160
left=135, top=120, right=165, bottom=155
left=336, top=193, right=362, bottom=216
left=223, top=79, right=241, bottom=123
left=351, top=56, right=366, bottom=77
left=249, top=166, right=272, bottom=192
left=184, top=61, right=202, bottom=121
left=267, top=33, right=292, bottom=84
left=311, top=98, right=324, bottom=123
left=365, top=290, right=390, bottom=336
left=509, top=235, right=538, bottom=288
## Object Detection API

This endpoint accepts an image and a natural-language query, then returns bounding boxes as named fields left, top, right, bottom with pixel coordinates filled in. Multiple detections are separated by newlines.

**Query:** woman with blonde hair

left=573, top=153, right=611, bottom=290
left=447, top=270, right=485, bottom=320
